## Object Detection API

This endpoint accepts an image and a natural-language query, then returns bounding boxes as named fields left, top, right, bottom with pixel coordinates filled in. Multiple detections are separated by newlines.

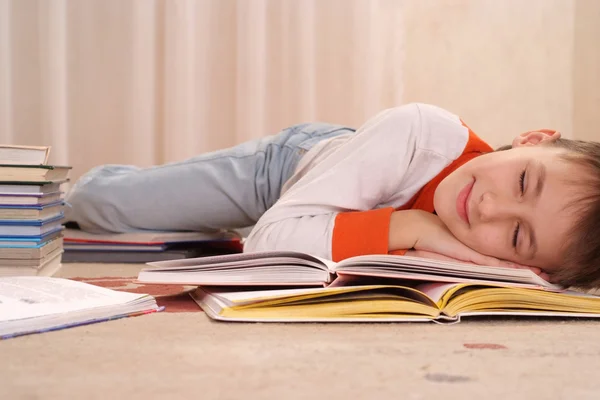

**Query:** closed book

left=0, top=202, right=63, bottom=219
left=0, top=237, right=63, bottom=259
left=0, top=228, right=64, bottom=247
left=0, top=214, right=64, bottom=236
left=0, top=181, right=65, bottom=194
left=0, top=145, right=50, bottom=165
left=0, top=249, right=63, bottom=277
left=0, top=165, right=71, bottom=182
left=0, top=192, right=62, bottom=206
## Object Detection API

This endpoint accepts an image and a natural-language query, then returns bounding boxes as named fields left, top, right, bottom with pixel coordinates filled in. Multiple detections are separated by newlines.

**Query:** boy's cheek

left=460, top=230, right=509, bottom=260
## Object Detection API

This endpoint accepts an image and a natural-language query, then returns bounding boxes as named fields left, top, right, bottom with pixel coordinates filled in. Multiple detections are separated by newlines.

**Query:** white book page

left=335, top=254, right=558, bottom=289
left=146, top=251, right=329, bottom=269
left=208, top=286, right=342, bottom=305
left=0, top=277, right=147, bottom=322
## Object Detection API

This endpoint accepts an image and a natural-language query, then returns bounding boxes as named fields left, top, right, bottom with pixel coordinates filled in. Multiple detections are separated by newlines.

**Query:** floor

left=2, top=263, right=600, bottom=400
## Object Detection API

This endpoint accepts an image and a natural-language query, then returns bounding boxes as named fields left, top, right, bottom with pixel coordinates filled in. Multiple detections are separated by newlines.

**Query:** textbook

left=0, top=191, right=62, bottom=206
left=137, top=251, right=559, bottom=291
left=0, top=248, right=63, bottom=276
left=0, top=237, right=63, bottom=259
left=192, top=282, right=600, bottom=323
left=0, top=202, right=63, bottom=220
left=63, top=228, right=241, bottom=246
left=0, top=228, right=63, bottom=247
left=0, top=181, right=65, bottom=194
left=62, top=228, right=242, bottom=263
left=0, top=214, right=64, bottom=236
left=0, top=276, right=161, bottom=339
left=0, top=165, right=71, bottom=182
left=0, top=145, right=50, bottom=165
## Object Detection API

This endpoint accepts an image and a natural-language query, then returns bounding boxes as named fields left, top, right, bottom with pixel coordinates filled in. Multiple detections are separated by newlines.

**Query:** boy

left=65, top=103, right=600, bottom=288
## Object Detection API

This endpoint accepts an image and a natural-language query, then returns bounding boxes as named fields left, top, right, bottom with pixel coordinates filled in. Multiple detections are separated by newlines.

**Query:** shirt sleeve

left=244, top=103, right=423, bottom=261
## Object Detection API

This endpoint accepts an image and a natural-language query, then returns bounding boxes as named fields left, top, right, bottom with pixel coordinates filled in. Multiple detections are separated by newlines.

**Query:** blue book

left=0, top=227, right=64, bottom=247
left=0, top=200, right=63, bottom=209
left=0, top=213, right=63, bottom=226
left=0, top=201, right=64, bottom=220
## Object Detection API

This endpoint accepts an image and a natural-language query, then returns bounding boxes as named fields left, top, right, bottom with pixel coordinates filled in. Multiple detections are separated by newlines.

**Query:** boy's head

left=434, top=129, right=600, bottom=288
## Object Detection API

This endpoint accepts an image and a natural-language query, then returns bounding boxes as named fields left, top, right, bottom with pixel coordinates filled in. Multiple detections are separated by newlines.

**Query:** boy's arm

left=245, top=103, right=459, bottom=260
left=389, top=209, right=520, bottom=267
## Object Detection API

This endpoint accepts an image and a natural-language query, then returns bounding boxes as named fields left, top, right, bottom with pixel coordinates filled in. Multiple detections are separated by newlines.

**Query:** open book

left=192, top=283, right=600, bottom=323
left=0, top=276, right=162, bottom=339
left=137, top=251, right=560, bottom=291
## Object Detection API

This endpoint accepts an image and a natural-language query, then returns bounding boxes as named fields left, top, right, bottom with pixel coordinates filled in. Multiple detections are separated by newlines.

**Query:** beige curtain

left=0, top=0, right=597, bottom=182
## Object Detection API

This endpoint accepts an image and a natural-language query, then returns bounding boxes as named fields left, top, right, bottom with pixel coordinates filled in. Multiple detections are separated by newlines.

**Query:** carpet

left=3, top=262, right=600, bottom=400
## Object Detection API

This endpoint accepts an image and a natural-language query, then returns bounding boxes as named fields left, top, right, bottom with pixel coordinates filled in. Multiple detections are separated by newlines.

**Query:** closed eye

left=513, top=168, right=526, bottom=249
left=519, top=169, right=526, bottom=194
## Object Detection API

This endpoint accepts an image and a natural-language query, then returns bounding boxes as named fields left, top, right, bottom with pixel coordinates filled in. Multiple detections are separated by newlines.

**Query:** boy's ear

left=512, top=129, right=561, bottom=148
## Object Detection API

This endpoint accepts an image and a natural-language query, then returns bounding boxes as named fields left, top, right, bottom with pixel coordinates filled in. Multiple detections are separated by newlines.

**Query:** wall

left=0, top=0, right=597, bottom=182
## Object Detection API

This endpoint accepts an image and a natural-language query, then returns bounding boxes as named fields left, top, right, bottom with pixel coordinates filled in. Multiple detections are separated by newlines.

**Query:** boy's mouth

left=456, top=179, right=474, bottom=225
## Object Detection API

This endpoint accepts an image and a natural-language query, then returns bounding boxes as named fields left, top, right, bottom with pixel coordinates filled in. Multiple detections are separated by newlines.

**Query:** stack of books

left=0, top=145, right=71, bottom=277
left=136, top=251, right=600, bottom=324
left=62, top=228, right=243, bottom=263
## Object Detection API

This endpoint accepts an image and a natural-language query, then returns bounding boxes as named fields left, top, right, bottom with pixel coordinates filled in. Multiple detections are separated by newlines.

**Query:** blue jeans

left=65, top=123, right=355, bottom=233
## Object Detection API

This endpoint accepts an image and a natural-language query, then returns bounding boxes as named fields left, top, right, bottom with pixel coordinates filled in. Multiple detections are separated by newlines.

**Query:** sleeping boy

left=65, top=103, right=600, bottom=288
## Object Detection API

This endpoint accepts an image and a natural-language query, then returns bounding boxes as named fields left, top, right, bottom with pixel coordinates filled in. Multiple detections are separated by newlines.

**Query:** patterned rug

left=71, top=277, right=202, bottom=313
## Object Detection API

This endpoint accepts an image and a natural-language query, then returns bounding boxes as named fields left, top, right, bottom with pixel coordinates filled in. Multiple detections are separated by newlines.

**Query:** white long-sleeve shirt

left=244, top=103, right=492, bottom=260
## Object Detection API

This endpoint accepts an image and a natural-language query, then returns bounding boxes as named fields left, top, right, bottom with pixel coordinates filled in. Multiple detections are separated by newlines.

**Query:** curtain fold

left=0, top=0, right=583, bottom=182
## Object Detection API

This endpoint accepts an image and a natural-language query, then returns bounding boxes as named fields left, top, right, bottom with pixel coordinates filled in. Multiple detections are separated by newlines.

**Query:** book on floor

left=192, top=282, right=600, bottom=324
left=137, top=251, right=558, bottom=291
left=0, top=276, right=162, bottom=339
left=0, top=237, right=63, bottom=259
left=0, top=153, right=71, bottom=278
left=62, top=248, right=224, bottom=264
left=0, top=228, right=63, bottom=247
left=138, top=250, right=600, bottom=323
left=63, top=228, right=242, bottom=246
left=62, top=228, right=243, bottom=263
left=0, top=249, right=63, bottom=276
left=0, top=145, right=50, bottom=165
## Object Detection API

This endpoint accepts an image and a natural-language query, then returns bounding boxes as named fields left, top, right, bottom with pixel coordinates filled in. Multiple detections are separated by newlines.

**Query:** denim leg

left=65, top=123, right=354, bottom=233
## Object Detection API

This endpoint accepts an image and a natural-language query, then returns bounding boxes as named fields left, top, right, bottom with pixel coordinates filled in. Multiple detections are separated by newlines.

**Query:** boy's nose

left=477, top=192, right=514, bottom=222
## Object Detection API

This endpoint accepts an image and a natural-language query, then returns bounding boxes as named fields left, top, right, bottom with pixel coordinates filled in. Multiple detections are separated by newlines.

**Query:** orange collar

left=397, top=125, right=493, bottom=213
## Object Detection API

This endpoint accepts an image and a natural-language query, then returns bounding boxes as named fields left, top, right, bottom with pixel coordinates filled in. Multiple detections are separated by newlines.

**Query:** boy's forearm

left=388, top=210, right=419, bottom=251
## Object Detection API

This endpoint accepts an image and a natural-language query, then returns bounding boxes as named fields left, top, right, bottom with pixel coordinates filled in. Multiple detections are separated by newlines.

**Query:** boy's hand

left=390, top=210, right=517, bottom=269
